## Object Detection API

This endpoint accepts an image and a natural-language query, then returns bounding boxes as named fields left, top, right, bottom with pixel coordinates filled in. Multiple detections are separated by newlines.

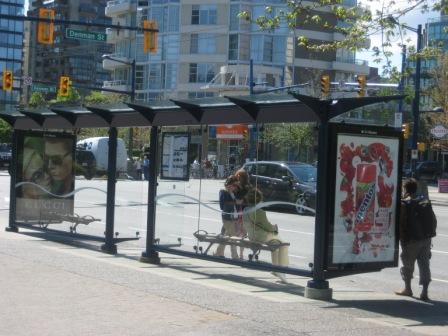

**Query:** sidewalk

left=1, top=222, right=447, bottom=336
left=428, top=185, right=448, bottom=206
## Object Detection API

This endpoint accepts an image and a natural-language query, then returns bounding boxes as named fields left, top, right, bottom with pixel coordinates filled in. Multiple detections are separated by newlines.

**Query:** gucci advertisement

left=15, top=131, right=75, bottom=222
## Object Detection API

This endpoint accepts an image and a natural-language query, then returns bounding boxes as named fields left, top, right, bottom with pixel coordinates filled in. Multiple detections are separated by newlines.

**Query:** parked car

left=0, top=143, right=12, bottom=169
left=414, top=161, right=442, bottom=181
left=241, top=161, right=316, bottom=215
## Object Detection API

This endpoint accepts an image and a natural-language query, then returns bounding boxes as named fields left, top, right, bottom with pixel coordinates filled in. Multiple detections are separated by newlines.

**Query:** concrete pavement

left=428, top=185, right=448, bottom=206
left=1, top=220, right=447, bottom=336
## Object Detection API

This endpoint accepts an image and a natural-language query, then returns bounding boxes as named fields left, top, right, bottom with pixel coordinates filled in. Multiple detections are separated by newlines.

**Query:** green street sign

left=32, top=83, right=56, bottom=93
left=65, top=28, right=106, bottom=42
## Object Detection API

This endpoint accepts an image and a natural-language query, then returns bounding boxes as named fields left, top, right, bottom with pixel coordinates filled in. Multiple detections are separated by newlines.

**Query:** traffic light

left=417, top=142, right=426, bottom=152
left=59, top=76, right=70, bottom=97
left=402, top=123, right=410, bottom=139
left=321, top=75, right=330, bottom=97
left=37, top=8, right=55, bottom=45
left=357, top=75, right=366, bottom=97
left=2, top=70, right=13, bottom=91
left=143, top=20, right=158, bottom=53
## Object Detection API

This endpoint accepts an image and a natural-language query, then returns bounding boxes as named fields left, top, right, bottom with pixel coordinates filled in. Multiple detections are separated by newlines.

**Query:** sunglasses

left=45, top=151, right=71, bottom=166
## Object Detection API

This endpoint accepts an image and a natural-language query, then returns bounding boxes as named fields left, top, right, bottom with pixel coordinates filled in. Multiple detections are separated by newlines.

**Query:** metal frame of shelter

left=1, top=93, right=404, bottom=294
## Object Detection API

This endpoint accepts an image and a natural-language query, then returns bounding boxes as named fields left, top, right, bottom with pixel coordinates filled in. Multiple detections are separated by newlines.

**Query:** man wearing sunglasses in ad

left=44, top=138, right=74, bottom=197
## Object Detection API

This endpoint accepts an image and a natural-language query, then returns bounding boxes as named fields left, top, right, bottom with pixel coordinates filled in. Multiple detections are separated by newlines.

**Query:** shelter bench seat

left=193, top=230, right=290, bottom=261
left=39, top=212, right=101, bottom=233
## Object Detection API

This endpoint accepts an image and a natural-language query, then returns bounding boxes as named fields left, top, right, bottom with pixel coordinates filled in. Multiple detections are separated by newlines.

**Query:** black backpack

left=403, top=198, right=437, bottom=241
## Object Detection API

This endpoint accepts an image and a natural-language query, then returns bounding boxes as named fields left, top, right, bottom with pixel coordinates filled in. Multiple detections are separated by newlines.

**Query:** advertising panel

left=327, top=124, right=402, bottom=270
left=216, top=124, right=248, bottom=140
left=161, top=132, right=190, bottom=180
left=15, top=131, right=75, bottom=222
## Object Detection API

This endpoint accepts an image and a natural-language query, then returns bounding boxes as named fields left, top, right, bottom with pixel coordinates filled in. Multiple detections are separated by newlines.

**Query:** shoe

left=395, top=289, right=413, bottom=297
left=271, top=272, right=288, bottom=284
left=419, top=293, right=430, bottom=302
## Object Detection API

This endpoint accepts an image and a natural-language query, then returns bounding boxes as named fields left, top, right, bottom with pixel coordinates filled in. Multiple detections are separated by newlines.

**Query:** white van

left=76, top=137, right=128, bottom=176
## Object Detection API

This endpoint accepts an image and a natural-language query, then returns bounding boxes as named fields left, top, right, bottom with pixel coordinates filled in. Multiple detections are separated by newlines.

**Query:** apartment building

left=26, top=0, right=112, bottom=98
left=0, top=0, right=24, bottom=111
left=103, top=0, right=369, bottom=101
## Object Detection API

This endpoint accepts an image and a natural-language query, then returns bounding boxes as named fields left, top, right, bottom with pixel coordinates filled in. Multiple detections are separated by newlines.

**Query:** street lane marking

left=129, top=227, right=146, bottom=232
left=436, top=233, right=448, bottom=238
left=280, top=229, right=313, bottom=235
left=289, top=254, right=307, bottom=259
left=416, top=276, right=448, bottom=284
left=432, top=249, right=448, bottom=255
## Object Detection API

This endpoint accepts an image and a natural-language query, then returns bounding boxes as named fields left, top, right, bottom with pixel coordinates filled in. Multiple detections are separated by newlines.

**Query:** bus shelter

left=0, top=93, right=404, bottom=300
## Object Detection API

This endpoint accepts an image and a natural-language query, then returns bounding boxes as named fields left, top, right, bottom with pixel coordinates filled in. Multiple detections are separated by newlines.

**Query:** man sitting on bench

left=243, top=188, right=289, bottom=283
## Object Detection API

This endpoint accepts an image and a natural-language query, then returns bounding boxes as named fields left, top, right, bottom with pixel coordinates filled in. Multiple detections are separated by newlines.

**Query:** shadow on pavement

left=328, top=298, right=448, bottom=326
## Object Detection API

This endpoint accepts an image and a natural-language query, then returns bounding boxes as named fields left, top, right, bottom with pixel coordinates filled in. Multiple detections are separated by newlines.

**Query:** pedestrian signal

left=321, top=75, right=330, bottom=97
left=37, top=8, right=55, bottom=45
left=59, top=76, right=70, bottom=97
left=357, top=75, right=366, bottom=97
left=2, top=70, right=13, bottom=91
left=402, top=123, right=410, bottom=139
left=143, top=20, right=158, bottom=53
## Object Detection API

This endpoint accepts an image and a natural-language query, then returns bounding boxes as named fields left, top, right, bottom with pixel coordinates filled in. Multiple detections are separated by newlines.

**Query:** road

left=0, top=172, right=447, bottom=301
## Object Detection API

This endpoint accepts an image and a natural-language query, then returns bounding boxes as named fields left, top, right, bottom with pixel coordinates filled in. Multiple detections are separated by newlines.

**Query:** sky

left=357, top=0, right=439, bottom=73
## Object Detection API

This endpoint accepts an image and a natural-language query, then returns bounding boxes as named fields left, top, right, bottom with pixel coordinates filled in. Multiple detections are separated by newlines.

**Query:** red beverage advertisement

left=355, top=163, right=376, bottom=233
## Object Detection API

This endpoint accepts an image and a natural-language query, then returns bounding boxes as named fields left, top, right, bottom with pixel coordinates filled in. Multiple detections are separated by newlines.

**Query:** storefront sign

left=430, top=124, right=448, bottom=138
left=216, top=124, right=248, bottom=140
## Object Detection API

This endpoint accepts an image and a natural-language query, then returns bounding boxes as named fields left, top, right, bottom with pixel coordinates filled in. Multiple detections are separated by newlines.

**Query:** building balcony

left=102, top=80, right=130, bottom=93
left=106, top=28, right=133, bottom=43
left=105, top=0, right=136, bottom=17
left=102, top=54, right=132, bottom=70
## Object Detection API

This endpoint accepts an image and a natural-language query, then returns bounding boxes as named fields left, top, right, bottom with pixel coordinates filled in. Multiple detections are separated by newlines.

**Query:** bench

left=193, top=230, right=290, bottom=261
left=39, top=212, right=101, bottom=233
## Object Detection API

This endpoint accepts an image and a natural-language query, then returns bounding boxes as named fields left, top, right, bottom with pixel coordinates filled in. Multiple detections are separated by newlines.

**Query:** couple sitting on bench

left=216, top=177, right=289, bottom=282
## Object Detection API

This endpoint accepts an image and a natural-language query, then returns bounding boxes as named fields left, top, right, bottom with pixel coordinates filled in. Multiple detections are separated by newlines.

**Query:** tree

left=262, top=123, right=316, bottom=162
left=0, top=119, right=12, bottom=143
left=241, top=1, right=448, bottom=75
left=29, top=92, right=47, bottom=108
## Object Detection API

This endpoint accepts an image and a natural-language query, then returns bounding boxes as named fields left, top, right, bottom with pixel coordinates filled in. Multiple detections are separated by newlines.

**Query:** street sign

left=31, top=83, right=56, bottom=93
left=23, top=76, right=32, bottom=86
left=430, top=124, right=448, bottom=138
left=411, top=149, right=418, bottom=159
left=394, top=112, right=402, bottom=128
left=65, top=28, right=106, bottom=42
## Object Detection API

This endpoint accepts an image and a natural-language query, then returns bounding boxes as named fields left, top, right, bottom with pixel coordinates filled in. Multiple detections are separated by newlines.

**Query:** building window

left=190, top=33, right=216, bottom=54
left=229, top=34, right=238, bottom=60
left=191, top=5, right=217, bottom=25
left=189, top=63, right=216, bottom=83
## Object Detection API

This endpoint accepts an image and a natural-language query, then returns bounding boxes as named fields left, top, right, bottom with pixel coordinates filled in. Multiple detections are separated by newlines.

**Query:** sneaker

left=271, top=272, right=288, bottom=284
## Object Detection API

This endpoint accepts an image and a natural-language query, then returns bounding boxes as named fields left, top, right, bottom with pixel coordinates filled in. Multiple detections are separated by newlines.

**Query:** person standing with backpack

left=396, top=178, right=437, bottom=301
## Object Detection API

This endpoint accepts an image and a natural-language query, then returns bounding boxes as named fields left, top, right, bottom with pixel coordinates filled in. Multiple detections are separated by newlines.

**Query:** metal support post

left=305, top=118, right=332, bottom=300
left=141, top=126, right=161, bottom=264
left=6, top=130, right=18, bottom=232
left=101, top=127, right=118, bottom=254
left=128, top=60, right=136, bottom=161
left=411, top=24, right=422, bottom=175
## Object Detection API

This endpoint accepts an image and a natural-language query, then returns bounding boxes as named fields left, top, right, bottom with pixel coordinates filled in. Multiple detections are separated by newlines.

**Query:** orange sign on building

left=216, top=124, right=248, bottom=140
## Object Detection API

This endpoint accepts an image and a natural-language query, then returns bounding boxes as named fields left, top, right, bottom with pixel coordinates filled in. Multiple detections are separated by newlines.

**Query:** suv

left=0, top=143, right=12, bottom=169
left=414, top=161, right=442, bottom=181
left=241, top=161, right=316, bottom=214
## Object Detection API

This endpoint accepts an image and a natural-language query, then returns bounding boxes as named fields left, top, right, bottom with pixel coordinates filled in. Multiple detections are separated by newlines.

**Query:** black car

left=414, top=161, right=442, bottom=181
left=75, top=149, right=96, bottom=179
left=0, top=143, right=12, bottom=169
left=241, top=161, right=316, bottom=215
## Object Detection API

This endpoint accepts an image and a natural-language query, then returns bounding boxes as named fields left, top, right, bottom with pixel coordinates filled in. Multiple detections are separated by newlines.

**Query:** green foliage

left=83, top=92, right=127, bottom=105
left=55, top=87, right=81, bottom=103
left=244, top=1, right=448, bottom=75
left=262, top=123, right=315, bottom=148
left=0, top=119, right=12, bottom=143
left=29, top=92, right=47, bottom=108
